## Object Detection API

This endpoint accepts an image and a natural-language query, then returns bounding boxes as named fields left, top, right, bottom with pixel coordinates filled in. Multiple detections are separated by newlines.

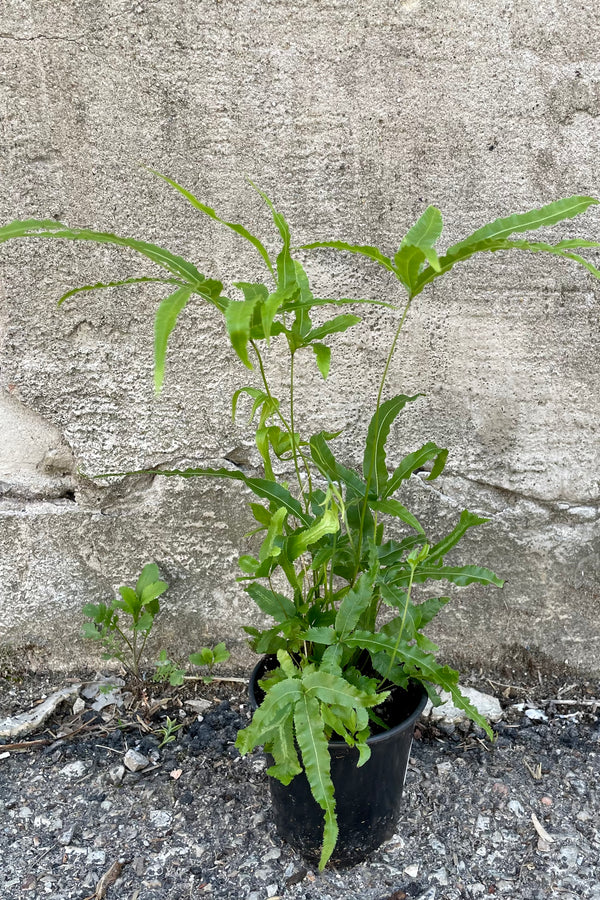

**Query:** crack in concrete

left=0, top=33, right=86, bottom=45
left=412, top=472, right=599, bottom=522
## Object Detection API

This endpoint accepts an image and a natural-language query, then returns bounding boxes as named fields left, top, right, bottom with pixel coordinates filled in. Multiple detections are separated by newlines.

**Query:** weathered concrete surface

left=0, top=0, right=599, bottom=673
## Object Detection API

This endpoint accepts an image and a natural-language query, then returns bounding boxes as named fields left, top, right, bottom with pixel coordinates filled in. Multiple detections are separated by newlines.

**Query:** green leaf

left=369, top=498, right=425, bottom=535
left=238, top=554, right=260, bottom=574
left=334, top=569, right=377, bottom=640
left=280, top=295, right=396, bottom=313
left=301, top=239, right=396, bottom=273
left=58, top=275, right=189, bottom=306
left=303, top=670, right=382, bottom=709
left=250, top=503, right=271, bottom=526
left=82, top=602, right=105, bottom=622
left=247, top=182, right=297, bottom=340
left=287, top=505, right=340, bottom=561
left=81, top=622, right=102, bottom=640
left=213, top=643, right=229, bottom=664
left=302, top=626, right=337, bottom=645
left=293, top=692, right=338, bottom=871
left=134, top=611, right=153, bottom=632
left=383, top=442, right=448, bottom=498
left=304, top=314, right=361, bottom=343
left=265, top=708, right=303, bottom=785
left=413, top=596, right=451, bottom=628
left=146, top=168, right=274, bottom=274
left=449, top=195, right=599, bottom=251
left=0, top=219, right=209, bottom=288
left=117, top=585, right=140, bottom=617
left=406, top=564, right=504, bottom=587
left=343, top=631, right=495, bottom=733
left=320, top=643, right=344, bottom=673
left=394, top=206, right=443, bottom=290
left=236, top=677, right=304, bottom=755
left=225, top=295, right=260, bottom=369
left=258, top=505, right=287, bottom=561
left=246, top=583, right=296, bottom=623
left=414, top=196, right=600, bottom=297
left=312, top=343, right=331, bottom=379
left=309, top=432, right=366, bottom=495
left=427, top=510, right=490, bottom=563
left=248, top=180, right=291, bottom=248
left=189, top=647, right=214, bottom=666
left=234, top=281, right=269, bottom=306
left=136, top=564, right=160, bottom=595
left=377, top=537, right=424, bottom=567
left=140, top=580, right=168, bottom=604
left=231, top=386, right=267, bottom=422
left=363, top=394, right=423, bottom=496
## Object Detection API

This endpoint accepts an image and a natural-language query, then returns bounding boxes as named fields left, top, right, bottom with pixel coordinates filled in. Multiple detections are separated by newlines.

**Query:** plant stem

left=290, top=350, right=314, bottom=509
left=250, top=340, right=311, bottom=504
left=353, top=296, right=413, bottom=580
left=378, top=561, right=417, bottom=688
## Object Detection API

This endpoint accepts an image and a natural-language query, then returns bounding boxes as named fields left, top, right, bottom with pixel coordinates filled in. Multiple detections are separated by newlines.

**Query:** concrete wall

left=0, top=0, right=599, bottom=674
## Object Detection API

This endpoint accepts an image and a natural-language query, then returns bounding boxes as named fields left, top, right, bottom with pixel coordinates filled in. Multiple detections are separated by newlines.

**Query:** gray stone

left=425, top=686, right=503, bottom=725
left=149, top=810, right=172, bottom=829
left=58, top=826, right=78, bottom=846
left=0, top=684, right=82, bottom=738
left=123, top=749, right=150, bottom=772
left=431, top=867, right=449, bottom=886
left=59, top=761, right=87, bottom=779
left=106, top=765, right=125, bottom=785
left=185, top=699, right=212, bottom=714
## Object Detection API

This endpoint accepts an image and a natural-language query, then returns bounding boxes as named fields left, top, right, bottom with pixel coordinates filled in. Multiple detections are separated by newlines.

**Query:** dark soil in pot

left=249, top=656, right=428, bottom=867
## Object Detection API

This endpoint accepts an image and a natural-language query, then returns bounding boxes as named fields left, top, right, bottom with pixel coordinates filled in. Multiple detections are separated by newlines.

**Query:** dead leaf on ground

left=83, top=860, right=125, bottom=900
left=531, top=812, right=555, bottom=844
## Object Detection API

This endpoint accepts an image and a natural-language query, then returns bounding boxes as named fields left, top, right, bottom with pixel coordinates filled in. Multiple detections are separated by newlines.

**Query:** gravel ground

left=0, top=669, right=599, bottom=900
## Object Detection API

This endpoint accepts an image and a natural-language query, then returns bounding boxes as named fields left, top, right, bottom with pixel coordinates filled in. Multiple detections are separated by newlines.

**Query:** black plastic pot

left=249, top=656, right=428, bottom=867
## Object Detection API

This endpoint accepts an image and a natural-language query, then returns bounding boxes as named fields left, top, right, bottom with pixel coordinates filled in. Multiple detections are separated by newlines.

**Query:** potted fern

left=1, top=176, right=598, bottom=869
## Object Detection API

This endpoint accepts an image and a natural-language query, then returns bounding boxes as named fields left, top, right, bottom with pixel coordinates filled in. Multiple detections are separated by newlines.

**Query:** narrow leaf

left=414, top=196, right=600, bottom=297
left=304, top=314, right=361, bottom=343
left=147, top=168, right=274, bottom=273
left=58, top=275, right=188, bottom=306
left=301, top=239, right=395, bottom=273
left=265, top=709, right=302, bottom=785
left=312, top=343, right=331, bottom=379
left=0, top=219, right=209, bottom=288
left=406, top=564, right=504, bottom=587
left=225, top=296, right=260, bottom=368
left=293, top=693, right=338, bottom=871
left=302, top=626, right=337, bottom=646
left=363, top=394, right=423, bottom=496
left=335, top=569, right=377, bottom=640
left=245, top=583, right=296, bottom=622
left=394, top=206, right=443, bottom=289
left=309, top=432, right=366, bottom=495
left=287, top=504, right=340, bottom=561
left=369, top=497, right=425, bottom=535
left=449, top=195, right=599, bottom=252
left=154, top=287, right=193, bottom=391
left=427, top=510, right=490, bottom=563
left=383, top=442, right=448, bottom=498
left=303, top=670, right=382, bottom=709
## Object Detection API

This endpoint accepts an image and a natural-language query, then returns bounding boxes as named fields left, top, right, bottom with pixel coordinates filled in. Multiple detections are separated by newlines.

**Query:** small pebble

left=123, top=749, right=150, bottom=772
left=59, top=761, right=87, bottom=779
